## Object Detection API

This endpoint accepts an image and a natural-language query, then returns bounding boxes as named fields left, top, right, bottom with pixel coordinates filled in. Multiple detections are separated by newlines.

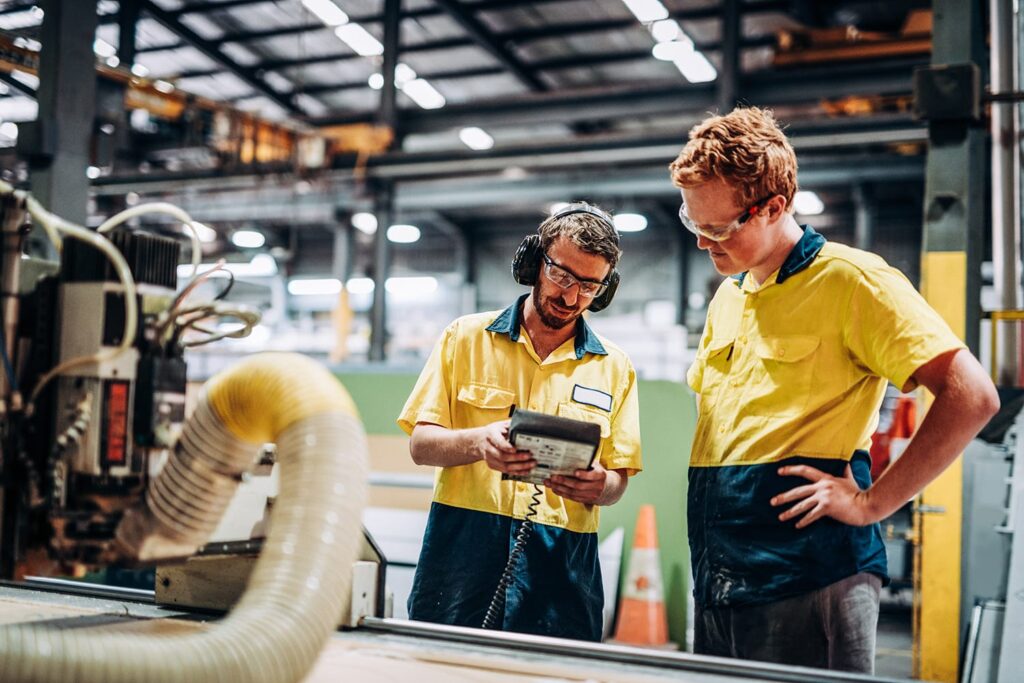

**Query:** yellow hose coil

left=206, top=352, right=359, bottom=443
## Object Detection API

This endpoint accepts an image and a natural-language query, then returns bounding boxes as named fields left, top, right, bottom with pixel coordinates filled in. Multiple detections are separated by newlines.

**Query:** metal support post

left=852, top=183, right=874, bottom=251
left=991, top=0, right=1020, bottom=386
left=26, top=0, right=99, bottom=258
left=717, top=0, right=740, bottom=113
left=369, top=182, right=394, bottom=362
left=915, top=0, right=986, bottom=680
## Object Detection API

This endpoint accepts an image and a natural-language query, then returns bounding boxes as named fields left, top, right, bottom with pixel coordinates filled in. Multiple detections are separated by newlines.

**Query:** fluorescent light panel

left=672, top=50, right=717, bottom=83
left=351, top=212, right=378, bottom=234
left=621, top=0, right=668, bottom=23
left=288, top=278, right=342, bottom=296
left=793, top=190, right=824, bottom=215
left=302, top=0, right=349, bottom=27
left=343, top=277, right=439, bottom=296
left=459, top=126, right=494, bottom=151
left=402, top=79, right=446, bottom=109
left=335, top=23, right=383, bottom=56
left=176, top=254, right=278, bottom=279
left=613, top=213, right=648, bottom=232
left=231, top=230, right=266, bottom=248
left=94, top=38, right=117, bottom=58
left=650, top=19, right=680, bottom=42
left=387, top=224, right=420, bottom=243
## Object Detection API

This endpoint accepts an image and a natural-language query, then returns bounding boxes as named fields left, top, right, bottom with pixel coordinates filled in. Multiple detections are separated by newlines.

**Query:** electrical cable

left=214, top=269, right=236, bottom=302
left=481, top=483, right=543, bottom=630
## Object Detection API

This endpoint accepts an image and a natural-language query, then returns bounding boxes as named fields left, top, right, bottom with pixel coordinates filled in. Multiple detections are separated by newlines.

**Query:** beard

left=532, top=287, right=582, bottom=330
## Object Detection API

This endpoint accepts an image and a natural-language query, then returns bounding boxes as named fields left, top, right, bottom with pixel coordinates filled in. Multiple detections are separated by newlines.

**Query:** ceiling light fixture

left=613, top=213, right=648, bottom=232
left=459, top=126, right=494, bottom=151
left=351, top=212, right=378, bottom=234
left=231, top=229, right=266, bottom=248
left=793, top=190, right=825, bottom=215
left=674, top=51, right=717, bottom=82
left=621, top=0, right=669, bottom=23
left=387, top=224, right=421, bottom=243
left=301, top=0, right=349, bottom=27
left=288, top=278, right=343, bottom=296
left=402, top=79, right=446, bottom=109
left=335, top=23, right=384, bottom=56
left=649, top=19, right=681, bottom=42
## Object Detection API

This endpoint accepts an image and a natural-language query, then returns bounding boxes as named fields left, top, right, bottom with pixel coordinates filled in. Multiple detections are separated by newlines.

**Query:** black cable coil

left=481, top=483, right=544, bottom=630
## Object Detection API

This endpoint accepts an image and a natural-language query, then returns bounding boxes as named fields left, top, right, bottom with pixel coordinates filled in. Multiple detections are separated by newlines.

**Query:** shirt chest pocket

left=456, top=383, right=515, bottom=426
left=744, top=335, right=821, bottom=417
left=697, top=337, right=735, bottom=409
left=556, top=402, right=612, bottom=439
left=557, top=402, right=612, bottom=464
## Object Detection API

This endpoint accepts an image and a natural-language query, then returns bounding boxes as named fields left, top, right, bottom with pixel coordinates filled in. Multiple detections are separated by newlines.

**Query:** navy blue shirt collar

left=731, top=224, right=826, bottom=287
left=486, top=293, right=607, bottom=360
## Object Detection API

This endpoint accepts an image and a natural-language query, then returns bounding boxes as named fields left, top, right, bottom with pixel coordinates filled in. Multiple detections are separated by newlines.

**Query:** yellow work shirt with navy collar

left=687, top=225, right=965, bottom=610
left=398, top=293, right=642, bottom=640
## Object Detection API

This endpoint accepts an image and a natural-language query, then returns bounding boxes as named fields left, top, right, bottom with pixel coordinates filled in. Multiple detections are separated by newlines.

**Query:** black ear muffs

left=512, top=234, right=543, bottom=286
left=588, top=270, right=618, bottom=313
left=510, top=232, right=620, bottom=313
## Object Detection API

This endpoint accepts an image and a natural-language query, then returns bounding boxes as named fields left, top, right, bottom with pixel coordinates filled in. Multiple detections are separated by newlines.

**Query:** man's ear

left=766, top=194, right=787, bottom=219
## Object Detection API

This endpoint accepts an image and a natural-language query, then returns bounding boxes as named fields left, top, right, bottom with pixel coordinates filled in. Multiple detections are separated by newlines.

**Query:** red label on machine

left=103, top=380, right=130, bottom=466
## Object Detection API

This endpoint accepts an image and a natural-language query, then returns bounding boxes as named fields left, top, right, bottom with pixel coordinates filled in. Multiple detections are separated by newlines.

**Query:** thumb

left=844, top=464, right=854, bottom=481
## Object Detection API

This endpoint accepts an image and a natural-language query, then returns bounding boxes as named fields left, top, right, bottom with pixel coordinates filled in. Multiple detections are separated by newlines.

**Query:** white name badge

left=572, top=384, right=612, bottom=412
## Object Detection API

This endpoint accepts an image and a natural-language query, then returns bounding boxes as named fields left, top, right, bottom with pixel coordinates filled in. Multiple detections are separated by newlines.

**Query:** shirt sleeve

left=397, top=322, right=457, bottom=435
left=602, top=359, right=643, bottom=476
left=843, top=264, right=966, bottom=391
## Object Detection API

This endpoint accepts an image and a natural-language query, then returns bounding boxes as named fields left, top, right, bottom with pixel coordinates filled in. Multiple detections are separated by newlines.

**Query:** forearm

left=410, top=423, right=483, bottom=467
left=594, top=468, right=629, bottom=506
left=866, top=371, right=997, bottom=522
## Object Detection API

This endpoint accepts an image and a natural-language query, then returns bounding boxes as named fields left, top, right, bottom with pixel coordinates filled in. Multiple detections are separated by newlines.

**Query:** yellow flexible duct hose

left=0, top=352, right=368, bottom=683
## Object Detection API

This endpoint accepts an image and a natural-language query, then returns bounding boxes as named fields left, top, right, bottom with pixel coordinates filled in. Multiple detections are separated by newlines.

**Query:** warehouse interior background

left=0, top=1, right=1019, bottom=682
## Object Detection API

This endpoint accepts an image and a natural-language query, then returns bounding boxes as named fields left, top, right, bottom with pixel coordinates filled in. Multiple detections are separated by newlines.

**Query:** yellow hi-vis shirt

left=398, top=295, right=642, bottom=534
left=688, top=232, right=966, bottom=468
left=686, top=226, right=966, bottom=609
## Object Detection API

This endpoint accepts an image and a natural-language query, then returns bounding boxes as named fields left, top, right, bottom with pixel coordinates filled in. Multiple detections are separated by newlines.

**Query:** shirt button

left=779, top=349, right=786, bottom=357
left=718, top=425, right=726, bottom=434
left=739, top=336, right=747, bottom=344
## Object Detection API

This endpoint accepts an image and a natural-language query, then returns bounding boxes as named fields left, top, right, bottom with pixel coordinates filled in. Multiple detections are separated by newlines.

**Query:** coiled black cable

left=481, top=483, right=543, bottom=630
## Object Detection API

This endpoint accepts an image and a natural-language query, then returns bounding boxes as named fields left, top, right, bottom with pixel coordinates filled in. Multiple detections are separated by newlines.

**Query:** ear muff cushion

left=588, top=269, right=619, bottom=313
left=512, top=234, right=542, bottom=285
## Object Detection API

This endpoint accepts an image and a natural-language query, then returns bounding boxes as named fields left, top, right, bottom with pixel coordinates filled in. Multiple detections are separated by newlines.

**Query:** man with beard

left=398, top=203, right=642, bottom=641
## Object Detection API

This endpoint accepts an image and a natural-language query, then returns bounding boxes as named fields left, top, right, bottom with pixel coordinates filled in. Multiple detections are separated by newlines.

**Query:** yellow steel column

left=917, top=251, right=968, bottom=683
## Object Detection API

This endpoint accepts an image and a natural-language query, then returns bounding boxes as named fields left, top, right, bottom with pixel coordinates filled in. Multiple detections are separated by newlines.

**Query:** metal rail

left=356, top=617, right=913, bottom=683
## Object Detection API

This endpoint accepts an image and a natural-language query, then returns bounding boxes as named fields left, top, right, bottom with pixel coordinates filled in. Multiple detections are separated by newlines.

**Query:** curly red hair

left=669, top=107, right=798, bottom=211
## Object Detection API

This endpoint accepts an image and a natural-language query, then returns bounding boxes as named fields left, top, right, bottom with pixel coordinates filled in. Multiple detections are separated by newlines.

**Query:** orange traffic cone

left=610, top=504, right=673, bottom=648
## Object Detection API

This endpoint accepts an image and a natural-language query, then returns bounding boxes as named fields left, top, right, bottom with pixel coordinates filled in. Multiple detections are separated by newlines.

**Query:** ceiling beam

left=139, top=0, right=300, bottom=114
left=431, top=0, right=547, bottom=91
left=0, top=71, right=36, bottom=98
left=92, top=122, right=926, bottom=201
